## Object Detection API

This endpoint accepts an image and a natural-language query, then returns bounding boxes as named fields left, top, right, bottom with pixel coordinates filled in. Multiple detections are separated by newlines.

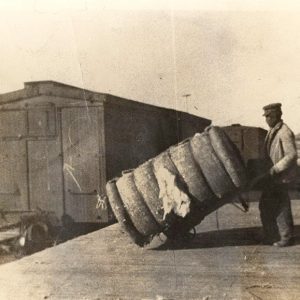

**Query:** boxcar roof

left=0, top=81, right=211, bottom=123
left=222, top=124, right=267, bottom=132
left=0, top=80, right=104, bottom=104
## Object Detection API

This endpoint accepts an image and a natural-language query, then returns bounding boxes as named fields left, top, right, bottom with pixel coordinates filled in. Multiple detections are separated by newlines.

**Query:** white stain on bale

left=156, top=167, right=191, bottom=219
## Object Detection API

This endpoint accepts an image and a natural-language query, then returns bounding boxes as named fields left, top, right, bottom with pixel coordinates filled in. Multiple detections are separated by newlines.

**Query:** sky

left=1, top=0, right=300, bottom=133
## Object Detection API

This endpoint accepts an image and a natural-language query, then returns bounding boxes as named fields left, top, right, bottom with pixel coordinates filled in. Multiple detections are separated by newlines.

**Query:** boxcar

left=222, top=124, right=267, bottom=179
left=0, top=81, right=211, bottom=225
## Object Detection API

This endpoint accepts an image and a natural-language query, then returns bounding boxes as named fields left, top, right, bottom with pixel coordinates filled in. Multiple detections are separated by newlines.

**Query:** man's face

left=265, top=111, right=280, bottom=128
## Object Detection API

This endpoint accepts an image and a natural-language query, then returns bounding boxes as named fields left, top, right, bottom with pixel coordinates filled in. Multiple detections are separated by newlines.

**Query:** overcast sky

left=1, top=0, right=300, bottom=133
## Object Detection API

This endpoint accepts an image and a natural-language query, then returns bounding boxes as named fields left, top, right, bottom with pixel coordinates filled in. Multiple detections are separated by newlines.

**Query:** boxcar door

left=27, top=140, right=64, bottom=217
left=61, top=106, right=106, bottom=223
left=27, top=105, right=64, bottom=217
left=0, top=110, right=28, bottom=212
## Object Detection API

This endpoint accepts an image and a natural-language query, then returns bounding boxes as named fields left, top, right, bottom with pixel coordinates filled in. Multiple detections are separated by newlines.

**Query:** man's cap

left=262, top=103, right=282, bottom=116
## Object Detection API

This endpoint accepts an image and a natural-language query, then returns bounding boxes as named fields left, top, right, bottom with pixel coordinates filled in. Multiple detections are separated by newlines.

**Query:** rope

left=216, top=210, right=220, bottom=230
left=230, top=194, right=249, bottom=213
left=230, top=202, right=248, bottom=213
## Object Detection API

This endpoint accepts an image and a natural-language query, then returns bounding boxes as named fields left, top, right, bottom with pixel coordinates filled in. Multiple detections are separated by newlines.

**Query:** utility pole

left=182, top=94, right=191, bottom=112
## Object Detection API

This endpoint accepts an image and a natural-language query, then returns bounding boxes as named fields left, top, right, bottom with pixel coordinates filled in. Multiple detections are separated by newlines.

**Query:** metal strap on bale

left=116, top=170, right=160, bottom=237
left=133, top=160, right=166, bottom=229
left=206, top=126, right=248, bottom=189
left=169, top=139, right=216, bottom=205
left=191, top=132, right=235, bottom=198
left=106, top=178, right=148, bottom=246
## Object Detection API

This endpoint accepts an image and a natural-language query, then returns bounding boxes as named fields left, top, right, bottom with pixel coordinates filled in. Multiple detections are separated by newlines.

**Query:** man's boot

left=273, top=238, right=294, bottom=247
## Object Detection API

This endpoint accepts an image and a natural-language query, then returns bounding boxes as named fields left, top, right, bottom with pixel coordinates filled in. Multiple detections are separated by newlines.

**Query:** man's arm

left=271, top=128, right=297, bottom=174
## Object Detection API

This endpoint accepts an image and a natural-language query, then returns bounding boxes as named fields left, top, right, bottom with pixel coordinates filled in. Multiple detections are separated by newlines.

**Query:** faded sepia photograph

left=1, top=1, right=300, bottom=299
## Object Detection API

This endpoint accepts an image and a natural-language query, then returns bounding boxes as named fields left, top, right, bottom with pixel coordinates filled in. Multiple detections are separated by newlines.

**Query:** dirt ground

left=1, top=200, right=300, bottom=299
left=0, top=254, right=16, bottom=265
left=0, top=221, right=111, bottom=266
left=0, top=240, right=23, bottom=266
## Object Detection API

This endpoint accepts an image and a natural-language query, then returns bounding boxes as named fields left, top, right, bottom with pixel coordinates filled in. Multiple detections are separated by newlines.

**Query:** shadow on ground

left=154, top=225, right=300, bottom=250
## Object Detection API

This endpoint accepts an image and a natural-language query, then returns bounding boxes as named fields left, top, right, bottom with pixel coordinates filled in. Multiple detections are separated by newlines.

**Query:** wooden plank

left=28, top=140, right=64, bottom=217
left=0, top=110, right=27, bottom=137
left=0, top=140, right=28, bottom=211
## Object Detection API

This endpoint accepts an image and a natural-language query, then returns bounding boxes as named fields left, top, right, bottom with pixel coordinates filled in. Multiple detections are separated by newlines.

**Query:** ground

left=0, top=253, right=16, bottom=265
left=1, top=196, right=300, bottom=299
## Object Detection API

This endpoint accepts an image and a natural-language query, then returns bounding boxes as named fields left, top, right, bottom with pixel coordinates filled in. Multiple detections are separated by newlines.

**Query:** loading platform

left=1, top=199, right=300, bottom=300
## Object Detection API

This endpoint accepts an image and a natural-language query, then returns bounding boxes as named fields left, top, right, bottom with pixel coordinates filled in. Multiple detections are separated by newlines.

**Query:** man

left=258, top=103, right=297, bottom=247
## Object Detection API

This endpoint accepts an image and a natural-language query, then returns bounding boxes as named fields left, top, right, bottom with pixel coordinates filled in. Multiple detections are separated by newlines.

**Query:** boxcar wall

left=0, top=81, right=211, bottom=225
left=222, top=124, right=267, bottom=179
left=0, top=95, right=106, bottom=224
left=103, top=94, right=211, bottom=181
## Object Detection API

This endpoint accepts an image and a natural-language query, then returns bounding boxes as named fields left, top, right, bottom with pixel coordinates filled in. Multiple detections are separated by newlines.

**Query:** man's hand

left=269, top=167, right=277, bottom=177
